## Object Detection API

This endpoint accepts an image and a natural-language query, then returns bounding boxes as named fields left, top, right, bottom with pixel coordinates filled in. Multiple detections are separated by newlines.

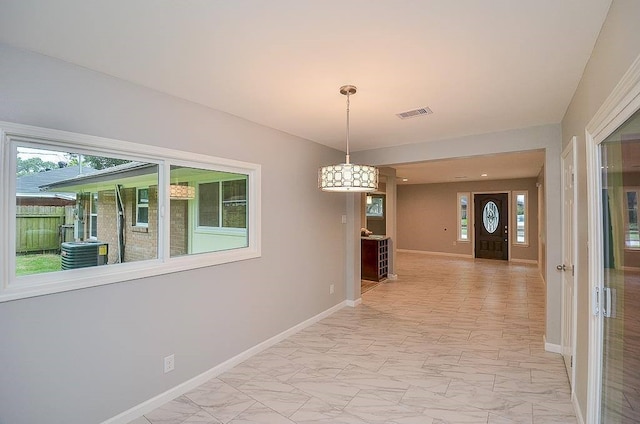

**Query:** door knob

left=557, top=264, right=566, bottom=271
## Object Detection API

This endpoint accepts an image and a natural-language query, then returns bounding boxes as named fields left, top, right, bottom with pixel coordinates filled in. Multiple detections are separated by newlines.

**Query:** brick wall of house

left=95, top=186, right=158, bottom=264
left=96, top=190, right=119, bottom=265
left=95, top=185, right=188, bottom=263
left=122, top=186, right=157, bottom=262
left=170, top=199, right=188, bottom=256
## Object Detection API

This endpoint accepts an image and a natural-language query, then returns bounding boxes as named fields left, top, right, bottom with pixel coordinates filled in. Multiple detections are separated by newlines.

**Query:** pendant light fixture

left=318, top=85, right=379, bottom=192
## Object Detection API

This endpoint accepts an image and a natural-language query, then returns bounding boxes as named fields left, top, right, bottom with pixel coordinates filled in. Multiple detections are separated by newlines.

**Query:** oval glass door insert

left=482, top=201, right=499, bottom=233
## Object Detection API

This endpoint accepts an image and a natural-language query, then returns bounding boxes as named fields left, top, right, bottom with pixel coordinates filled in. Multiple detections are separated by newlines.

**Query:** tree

left=16, top=157, right=59, bottom=176
left=83, top=156, right=130, bottom=170
left=64, top=154, right=130, bottom=170
left=64, top=153, right=79, bottom=167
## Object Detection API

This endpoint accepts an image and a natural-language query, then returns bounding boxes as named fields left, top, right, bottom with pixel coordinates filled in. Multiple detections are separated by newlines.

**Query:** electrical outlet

left=330, top=284, right=335, bottom=294
left=341, top=215, right=347, bottom=224
left=164, top=354, right=175, bottom=373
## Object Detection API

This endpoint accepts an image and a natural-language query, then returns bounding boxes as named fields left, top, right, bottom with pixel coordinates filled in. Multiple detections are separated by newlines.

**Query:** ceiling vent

left=396, top=107, right=433, bottom=120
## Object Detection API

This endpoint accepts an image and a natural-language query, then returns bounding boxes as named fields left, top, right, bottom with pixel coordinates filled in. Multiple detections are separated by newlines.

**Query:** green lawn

left=16, top=254, right=61, bottom=276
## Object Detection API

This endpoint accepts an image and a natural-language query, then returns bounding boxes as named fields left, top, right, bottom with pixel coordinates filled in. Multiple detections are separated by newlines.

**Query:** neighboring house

left=42, top=162, right=248, bottom=265
left=15, top=165, right=97, bottom=253
left=16, top=165, right=95, bottom=206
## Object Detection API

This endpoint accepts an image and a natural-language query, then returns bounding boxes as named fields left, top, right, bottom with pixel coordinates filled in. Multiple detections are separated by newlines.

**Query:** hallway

left=132, top=253, right=575, bottom=423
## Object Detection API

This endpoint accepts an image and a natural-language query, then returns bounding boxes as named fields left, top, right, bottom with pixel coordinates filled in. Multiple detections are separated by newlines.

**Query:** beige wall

left=355, top=123, right=562, bottom=346
left=397, top=178, right=539, bottom=262
left=561, top=0, right=640, bottom=419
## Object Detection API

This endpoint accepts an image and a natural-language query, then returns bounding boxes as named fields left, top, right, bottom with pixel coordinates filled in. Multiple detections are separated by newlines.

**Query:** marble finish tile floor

left=361, top=280, right=380, bottom=294
left=130, top=253, right=575, bottom=424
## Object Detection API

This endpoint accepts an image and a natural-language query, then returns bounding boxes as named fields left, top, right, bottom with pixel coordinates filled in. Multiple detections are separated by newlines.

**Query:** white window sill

left=2, top=246, right=260, bottom=303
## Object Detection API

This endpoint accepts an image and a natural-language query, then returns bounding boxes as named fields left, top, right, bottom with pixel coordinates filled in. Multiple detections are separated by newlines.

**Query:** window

left=90, top=193, right=98, bottom=239
left=136, top=188, right=149, bottom=227
left=168, top=166, right=249, bottom=257
left=222, top=180, right=247, bottom=228
left=514, top=191, right=528, bottom=245
left=625, top=189, right=640, bottom=249
left=198, top=182, right=220, bottom=227
left=457, top=193, right=469, bottom=242
left=2, top=122, right=261, bottom=302
left=197, top=179, right=247, bottom=229
left=365, top=195, right=384, bottom=218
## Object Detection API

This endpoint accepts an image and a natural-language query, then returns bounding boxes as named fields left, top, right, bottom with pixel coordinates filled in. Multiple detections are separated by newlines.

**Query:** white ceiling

left=0, top=0, right=610, bottom=179
left=391, top=150, right=545, bottom=185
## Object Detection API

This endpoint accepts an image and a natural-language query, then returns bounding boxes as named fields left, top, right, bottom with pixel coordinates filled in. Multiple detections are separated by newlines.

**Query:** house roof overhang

left=41, top=162, right=157, bottom=192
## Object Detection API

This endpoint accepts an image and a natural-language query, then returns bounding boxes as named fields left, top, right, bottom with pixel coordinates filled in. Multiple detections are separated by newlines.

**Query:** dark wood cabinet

left=361, top=237, right=389, bottom=282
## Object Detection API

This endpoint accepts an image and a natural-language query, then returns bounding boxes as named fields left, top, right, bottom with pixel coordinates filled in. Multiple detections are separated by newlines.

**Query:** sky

left=17, top=147, right=71, bottom=163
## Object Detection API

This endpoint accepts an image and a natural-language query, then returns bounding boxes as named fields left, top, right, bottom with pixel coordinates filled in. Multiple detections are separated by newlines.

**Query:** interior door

left=560, top=139, right=576, bottom=386
left=474, top=193, right=508, bottom=260
left=598, top=108, right=640, bottom=423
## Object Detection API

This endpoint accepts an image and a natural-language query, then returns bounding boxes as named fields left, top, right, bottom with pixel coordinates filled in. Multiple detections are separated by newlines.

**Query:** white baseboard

left=543, top=336, right=562, bottom=354
left=102, top=301, right=347, bottom=424
left=510, top=258, right=538, bottom=265
left=621, top=266, right=640, bottom=273
left=398, top=249, right=539, bottom=265
left=387, top=273, right=398, bottom=280
left=544, top=337, right=581, bottom=422
left=397, top=249, right=473, bottom=259
left=346, top=298, right=362, bottom=307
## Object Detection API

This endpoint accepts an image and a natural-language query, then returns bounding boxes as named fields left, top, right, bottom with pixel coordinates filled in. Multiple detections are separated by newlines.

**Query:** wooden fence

left=16, top=205, right=75, bottom=253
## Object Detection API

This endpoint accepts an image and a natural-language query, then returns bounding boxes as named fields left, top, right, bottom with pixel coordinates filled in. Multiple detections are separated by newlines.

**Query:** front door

left=474, top=193, right=508, bottom=260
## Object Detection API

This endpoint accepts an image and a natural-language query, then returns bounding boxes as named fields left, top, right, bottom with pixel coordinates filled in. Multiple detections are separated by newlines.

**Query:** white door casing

left=586, top=54, right=640, bottom=423
left=561, top=137, right=577, bottom=388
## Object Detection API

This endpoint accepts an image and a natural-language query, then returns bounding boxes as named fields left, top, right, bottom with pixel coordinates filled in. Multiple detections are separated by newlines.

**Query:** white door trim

left=561, top=136, right=577, bottom=390
left=585, top=53, right=640, bottom=424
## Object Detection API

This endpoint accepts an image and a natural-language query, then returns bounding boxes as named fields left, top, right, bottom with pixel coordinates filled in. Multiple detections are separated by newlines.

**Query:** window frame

left=513, top=190, right=529, bottom=247
left=457, top=192, right=470, bottom=242
left=1, top=121, right=261, bottom=303
left=196, top=178, right=248, bottom=231
left=135, top=187, right=150, bottom=227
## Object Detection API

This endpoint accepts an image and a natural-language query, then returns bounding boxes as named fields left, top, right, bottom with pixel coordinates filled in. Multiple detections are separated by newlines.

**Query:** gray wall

left=397, top=178, right=539, bottom=262
left=0, top=43, right=347, bottom=424
left=561, top=0, right=640, bottom=419
left=354, top=123, right=563, bottom=347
